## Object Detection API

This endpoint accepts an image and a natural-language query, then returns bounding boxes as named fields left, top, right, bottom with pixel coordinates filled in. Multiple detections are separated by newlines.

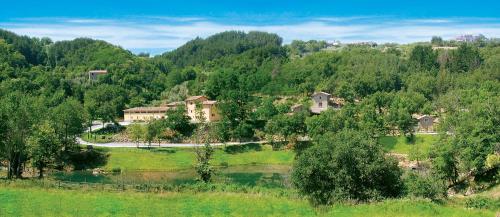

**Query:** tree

left=431, top=36, right=444, bottom=46
left=127, top=124, right=145, bottom=148
left=448, top=43, right=482, bottom=73
left=409, top=45, right=438, bottom=71
left=431, top=88, right=499, bottom=185
left=144, top=120, right=163, bottom=148
left=51, top=98, right=86, bottom=150
left=164, top=105, right=193, bottom=137
left=265, top=112, right=307, bottom=150
left=254, top=97, right=278, bottom=120
left=28, top=122, right=61, bottom=178
left=404, top=171, right=447, bottom=200
left=84, top=84, right=126, bottom=127
left=0, top=92, right=42, bottom=179
left=292, top=130, right=403, bottom=205
left=193, top=107, right=214, bottom=183
left=195, top=142, right=214, bottom=183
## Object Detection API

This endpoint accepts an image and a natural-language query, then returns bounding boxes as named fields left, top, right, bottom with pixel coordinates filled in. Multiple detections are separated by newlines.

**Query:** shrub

left=292, top=130, right=404, bottom=205
left=219, top=162, right=229, bottom=167
left=111, top=167, right=122, bottom=173
left=465, top=197, right=500, bottom=210
left=404, top=171, right=447, bottom=200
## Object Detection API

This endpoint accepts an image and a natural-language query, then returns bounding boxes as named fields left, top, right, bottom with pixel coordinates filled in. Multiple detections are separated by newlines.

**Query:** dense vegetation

left=0, top=28, right=498, bottom=209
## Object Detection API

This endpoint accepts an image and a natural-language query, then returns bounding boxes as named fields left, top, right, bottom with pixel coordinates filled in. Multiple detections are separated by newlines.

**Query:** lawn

left=0, top=186, right=496, bottom=217
left=102, top=144, right=295, bottom=171
left=99, top=135, right=437, bottom=171
left=379, top=134, right=439, bottom=155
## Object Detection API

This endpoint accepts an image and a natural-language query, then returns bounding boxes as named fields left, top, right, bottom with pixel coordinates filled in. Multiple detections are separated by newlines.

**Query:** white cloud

left=1, top=17, right=499, bottom=54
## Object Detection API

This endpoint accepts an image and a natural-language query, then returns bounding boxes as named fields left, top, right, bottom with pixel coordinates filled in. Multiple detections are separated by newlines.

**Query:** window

left=319, top=102, right=323, bottom=107
left=212, top=113, right=214, bottom=117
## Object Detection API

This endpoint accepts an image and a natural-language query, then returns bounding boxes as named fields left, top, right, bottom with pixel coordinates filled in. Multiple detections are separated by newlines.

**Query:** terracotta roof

left=124, top=106, right=169, bottom=113
left=88, top=70, right=108, bottom=74
left=185, top=95, right=207, bottom=101
left=202, top=100, right=217, bottom=105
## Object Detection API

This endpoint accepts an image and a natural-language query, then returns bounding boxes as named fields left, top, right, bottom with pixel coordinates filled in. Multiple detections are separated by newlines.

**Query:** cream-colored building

left=310, top=92, right=331, bottom=114
left=185, top=96, right=221, bottom=122
left=123, top=107, right=169, bottom=122
left=123, top=96, right=220, bottom=123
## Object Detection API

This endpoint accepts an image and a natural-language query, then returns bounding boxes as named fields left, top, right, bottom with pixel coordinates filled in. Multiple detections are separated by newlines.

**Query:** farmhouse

left=309, top=92, right=345, bottom=114
left=123, top=107, right=169, bottom=121
left=186, top=96, right=221, bottom=122
left=88, top=70, right=108, bottom=80
left=310, top=92, right=331, bottom=114
left=123, top=95, right=220, bottom=122
left=412, top=114, right=439, bottom=132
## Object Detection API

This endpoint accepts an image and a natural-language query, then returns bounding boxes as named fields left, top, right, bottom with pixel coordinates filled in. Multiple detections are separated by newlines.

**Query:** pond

left=52, top=165, right=292, bottom=188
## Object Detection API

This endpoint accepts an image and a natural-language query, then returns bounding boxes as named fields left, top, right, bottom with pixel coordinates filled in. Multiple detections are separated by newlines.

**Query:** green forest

left=0, top=29, right=498, bottom=209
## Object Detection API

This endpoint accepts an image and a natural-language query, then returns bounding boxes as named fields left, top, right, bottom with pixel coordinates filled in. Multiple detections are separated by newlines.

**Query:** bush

left=292, top=130, right=404, bottom=205
left=465, top=197, right=500, bottom=210
left=111, top=167, right=122, bottom=174
left=404, top=171, right=447, bottom=201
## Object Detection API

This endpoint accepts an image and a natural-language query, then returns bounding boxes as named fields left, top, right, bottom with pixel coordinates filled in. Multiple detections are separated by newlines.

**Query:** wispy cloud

left=1, top=16, right=499, bottom=54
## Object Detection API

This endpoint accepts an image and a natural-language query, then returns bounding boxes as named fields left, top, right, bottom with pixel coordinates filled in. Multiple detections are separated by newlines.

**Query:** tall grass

left=0, top=185, right=496, bottom=217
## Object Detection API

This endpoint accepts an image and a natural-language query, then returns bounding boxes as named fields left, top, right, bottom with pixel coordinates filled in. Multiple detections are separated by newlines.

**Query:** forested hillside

left=0, top=29, right=498, bottom=200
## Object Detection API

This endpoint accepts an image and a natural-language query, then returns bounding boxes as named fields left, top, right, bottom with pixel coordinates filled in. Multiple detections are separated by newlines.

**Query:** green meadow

left=102, top=144, right=294, bottom=171
left=0, top=186, right=496, bottom=217
left=95, top=134, right=437, bottom=172
left=379, top=134, right=438, bottom=155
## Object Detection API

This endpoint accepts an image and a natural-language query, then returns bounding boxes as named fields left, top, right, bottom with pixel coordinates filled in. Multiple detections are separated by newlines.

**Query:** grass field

left=102, top=144, right=295, bottom=171
left=379, top=134, right=438, bottom=155
left=95, top=135, right=438, bottom=171
left=0, top=186, right=496, bottom=217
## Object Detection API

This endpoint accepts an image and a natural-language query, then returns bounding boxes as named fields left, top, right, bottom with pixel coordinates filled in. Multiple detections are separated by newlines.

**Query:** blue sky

left=1, top=0, right=500, bottom=54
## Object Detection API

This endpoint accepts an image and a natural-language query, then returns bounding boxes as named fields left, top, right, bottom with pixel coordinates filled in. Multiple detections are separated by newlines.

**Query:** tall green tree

left=28, top=121, right=61, bottom=178
left=292, top=130, right=403, bottom=205
left=0, top=92, right=42, bottom=179
left=409, top=45, right=438, bottom=71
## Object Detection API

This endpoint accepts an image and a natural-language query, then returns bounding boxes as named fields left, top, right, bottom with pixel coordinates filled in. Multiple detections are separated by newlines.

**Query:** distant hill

left=160, top=31, right=283, bottom=67
left=0, top=29, right=48, bottom=65
left=47, top=38, right=134, bottom=70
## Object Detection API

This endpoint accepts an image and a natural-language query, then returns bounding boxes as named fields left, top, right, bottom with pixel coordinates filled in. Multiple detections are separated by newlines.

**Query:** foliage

left=164, top=105, right=193, bottom=137
left=292, top=130, right=404, bottom=205
left=27, top=121, right=61, bottom=178
left=127, top=124, right=145, bottom=147
left=404, top=171, right=447, bottom=200
left=265, top=112, right=307, bottom=150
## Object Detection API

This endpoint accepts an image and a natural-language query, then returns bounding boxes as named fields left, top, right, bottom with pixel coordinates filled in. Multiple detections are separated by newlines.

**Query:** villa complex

left=123, top=95, right=221, bottom=122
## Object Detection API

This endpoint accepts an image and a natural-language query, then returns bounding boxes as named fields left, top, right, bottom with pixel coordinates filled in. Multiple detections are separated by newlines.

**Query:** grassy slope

left=0, top=187, right=495, bottom=217
left=103, top=145, right=295, bottom=171
left=379, top=134, right=438, bottom=155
